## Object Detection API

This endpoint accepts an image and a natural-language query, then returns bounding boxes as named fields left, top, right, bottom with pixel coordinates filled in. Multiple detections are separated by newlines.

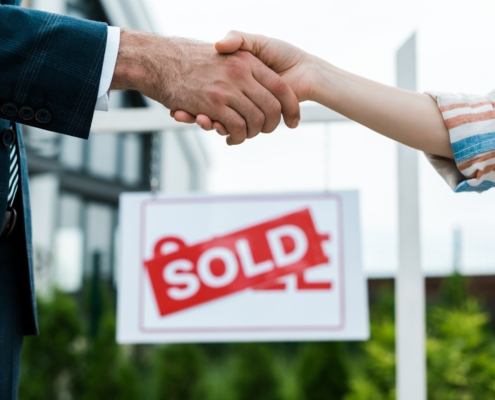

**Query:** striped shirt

left=8, top=137, right=19, bottom=206
left=426, top=91, right=495, bottom=192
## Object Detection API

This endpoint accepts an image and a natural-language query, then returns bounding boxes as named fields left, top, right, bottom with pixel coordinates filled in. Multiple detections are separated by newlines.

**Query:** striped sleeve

left=426, top=91, right=495, bottom=192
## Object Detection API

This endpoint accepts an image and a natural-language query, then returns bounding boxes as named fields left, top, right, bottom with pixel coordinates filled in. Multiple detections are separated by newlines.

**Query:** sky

left=144, top=0, right=495, bottom=276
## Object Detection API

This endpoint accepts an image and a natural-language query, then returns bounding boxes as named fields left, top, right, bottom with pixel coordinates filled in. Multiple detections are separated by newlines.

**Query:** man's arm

left=0, top=5, right=107, bottom=138
left=109, top=29, right=300, bottom=145
left=0, top=8, right=300, bottom=145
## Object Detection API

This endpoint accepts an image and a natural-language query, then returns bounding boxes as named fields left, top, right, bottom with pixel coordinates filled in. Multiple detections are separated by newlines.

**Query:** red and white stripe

left=427, top=91, right=495, bottom=189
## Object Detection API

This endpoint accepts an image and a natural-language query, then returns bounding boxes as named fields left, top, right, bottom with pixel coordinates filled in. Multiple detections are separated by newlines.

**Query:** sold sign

left=144, top=208, right=329, bottom=317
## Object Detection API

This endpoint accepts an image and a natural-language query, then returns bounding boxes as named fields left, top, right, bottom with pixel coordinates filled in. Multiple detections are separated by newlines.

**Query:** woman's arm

left=307, top=59, right=453, bottom=158
left=172, top=31, right=452, bottom=158
left=172, top=31, right=495, bottom=192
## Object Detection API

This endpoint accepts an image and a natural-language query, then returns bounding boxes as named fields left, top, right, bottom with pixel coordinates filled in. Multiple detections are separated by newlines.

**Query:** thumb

left=215, top=30, right=259, bottom=55
left=215, top=31, right=244, bottom=53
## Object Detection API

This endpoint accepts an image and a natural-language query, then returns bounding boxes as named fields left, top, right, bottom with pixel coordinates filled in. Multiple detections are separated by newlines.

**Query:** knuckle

left=235, top=49, right=249, bottom=59
left=205, top=90, right=223, bottom=107
left=271, top=77, right=289, bottom=96
left=263, top=102, right=281, bottom=131
left=265, top=97, right=282, bottom=119
left=233, top=119, right=246, bottom=133
left=253, top=112, right=265, bottom=128
left=225, top=61, right=247, bottom=80
left=263, top=120, right=279, bottom=133
left=263, top=118, right=281, bottom=133
left=272, top=99, right=282, bottom=115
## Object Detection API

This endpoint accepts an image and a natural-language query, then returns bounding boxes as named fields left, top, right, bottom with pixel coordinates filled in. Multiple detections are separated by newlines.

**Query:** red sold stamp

left=144, top=208, right=330, bottom=317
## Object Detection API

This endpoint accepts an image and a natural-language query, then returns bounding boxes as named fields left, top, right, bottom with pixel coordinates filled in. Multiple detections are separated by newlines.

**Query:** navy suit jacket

left=0, top=0, right=108, bottom=335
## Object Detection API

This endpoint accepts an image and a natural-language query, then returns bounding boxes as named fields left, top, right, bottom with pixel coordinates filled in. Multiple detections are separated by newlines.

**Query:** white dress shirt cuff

left=95, top=26, right=121, bottom=112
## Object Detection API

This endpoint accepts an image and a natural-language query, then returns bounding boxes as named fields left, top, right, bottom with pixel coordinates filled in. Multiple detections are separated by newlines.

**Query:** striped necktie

left=8, top=139, right=19, bottom=206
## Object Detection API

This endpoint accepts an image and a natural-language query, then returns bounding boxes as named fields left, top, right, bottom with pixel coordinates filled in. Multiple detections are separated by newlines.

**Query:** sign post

left=117, top=192, right=368, bottom=343
left=396, top=32, right=426, bottom=400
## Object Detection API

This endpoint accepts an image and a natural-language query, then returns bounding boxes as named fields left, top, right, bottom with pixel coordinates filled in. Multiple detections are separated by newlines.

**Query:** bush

left=297, top=342, right=350, bottom=400
left=19, top=273, right=495, bottom=400
left=152, top=344, right=206, bottom=400
left=231, top=343, right=283, bottom=400
left=19, top=290, right=86, bottom=400
left=427, top=299, right=495, bottom=399
left=79, top=313, right=141, bottom=400
left=345, top=288, right=395, bottom=400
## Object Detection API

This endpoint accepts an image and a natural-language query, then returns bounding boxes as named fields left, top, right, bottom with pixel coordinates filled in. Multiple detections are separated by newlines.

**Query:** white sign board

left=117, top=192, right=369, bottom=343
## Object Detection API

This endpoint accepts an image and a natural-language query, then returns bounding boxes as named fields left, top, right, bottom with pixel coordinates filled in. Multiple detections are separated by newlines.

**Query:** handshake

left=111, top=30, right=316, bottom=145
left=111, top=29, right=453, bottom=159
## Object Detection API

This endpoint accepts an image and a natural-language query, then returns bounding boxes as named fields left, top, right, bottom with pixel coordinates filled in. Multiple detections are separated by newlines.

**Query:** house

left=24, top=0, right=209, bottom=293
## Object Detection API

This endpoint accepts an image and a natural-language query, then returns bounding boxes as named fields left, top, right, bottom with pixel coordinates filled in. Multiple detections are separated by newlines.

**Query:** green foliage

left=440, top=272, right=468, bottom=309
left=19, top=290, right=86, bottom=400
left=347, top=274, right=495, bottom=400
left=152, top=344, right=206, bottom=400
left=345, top=286, right=396, bottom=400
left=79, top=313, right=141, bottom=400
left=20, top=288, right=143, bottom=400
left=297, top=342, right=350, bottom=400
left=345, top=320, right=396, bottom=400
left=18, top=273, right=495, bottom=400
left=231, top=343, right=283, bottom=400
left=427, top=299, right=495, bottom=399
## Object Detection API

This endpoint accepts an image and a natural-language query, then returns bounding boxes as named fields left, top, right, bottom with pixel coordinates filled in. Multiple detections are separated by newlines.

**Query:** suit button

left=19, top=106, right=34, bottom=121
left=2, top=128, right=16, bottom=147
left=2, top=102, right=18, bottom=117
left=35, top=108, right=52, bottom=124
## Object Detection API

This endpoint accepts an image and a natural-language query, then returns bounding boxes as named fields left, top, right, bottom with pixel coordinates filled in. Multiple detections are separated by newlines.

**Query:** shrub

left=19, top=290, right=86, bottom=400
left=297, top=342, right=350, bottom=400
left=152, top=344, right=206, bottom=400
left=231, top=343, right=283, bottom=400
left=345, top=287, right=395, bottom=400
left=427, top=299, right=495, bottom=399
left=79, top=313, right=141, bottom=400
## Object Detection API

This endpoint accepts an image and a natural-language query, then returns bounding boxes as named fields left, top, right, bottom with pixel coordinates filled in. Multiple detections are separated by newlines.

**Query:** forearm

left=308, top=57, right=453, bottom=159
left=110, top=29, right=184, bottom=106
left=110, top=29, right=160, bottom=94
left=0, top=5, right=107, bottom=138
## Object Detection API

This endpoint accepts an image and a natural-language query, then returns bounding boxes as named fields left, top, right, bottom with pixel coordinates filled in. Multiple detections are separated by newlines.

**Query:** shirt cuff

left=425, top=91, right=495, bottom=193
left=95, top=26, right=120, bottom=112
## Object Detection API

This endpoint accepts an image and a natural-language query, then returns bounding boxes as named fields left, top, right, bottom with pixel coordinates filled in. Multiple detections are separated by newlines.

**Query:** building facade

left=24, top=0, right=209, bottom=293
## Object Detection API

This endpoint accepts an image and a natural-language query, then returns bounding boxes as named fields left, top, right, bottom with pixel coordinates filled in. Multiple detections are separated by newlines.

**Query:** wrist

left=306, top=56, right=345, bottom=107
left=110, top=29, right=159, bottom=94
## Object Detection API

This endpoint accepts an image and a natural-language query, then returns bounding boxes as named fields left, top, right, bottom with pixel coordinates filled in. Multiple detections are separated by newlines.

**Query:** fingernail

left=198, top=124, right=204, bottom=129
left=290, top=118, right=300, bottom=129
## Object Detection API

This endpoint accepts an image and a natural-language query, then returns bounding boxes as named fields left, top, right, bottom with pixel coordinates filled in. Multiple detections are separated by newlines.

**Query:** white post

left=395, top=33, right=426, bottom=400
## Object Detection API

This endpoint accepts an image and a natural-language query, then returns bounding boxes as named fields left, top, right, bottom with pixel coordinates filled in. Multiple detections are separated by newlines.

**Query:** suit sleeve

left=0, top=5, right=107, bottom=139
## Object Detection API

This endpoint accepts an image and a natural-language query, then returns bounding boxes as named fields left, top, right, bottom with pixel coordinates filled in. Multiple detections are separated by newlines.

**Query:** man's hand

left=172, top=31, right=316, bottom=136
left=110, top=30, right=300, bottom=145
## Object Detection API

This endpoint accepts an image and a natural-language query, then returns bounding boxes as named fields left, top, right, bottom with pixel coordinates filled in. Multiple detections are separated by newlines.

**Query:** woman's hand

left=171, top=31, right=316, bottom=139
left=172, top=31, right=452, bottom=159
